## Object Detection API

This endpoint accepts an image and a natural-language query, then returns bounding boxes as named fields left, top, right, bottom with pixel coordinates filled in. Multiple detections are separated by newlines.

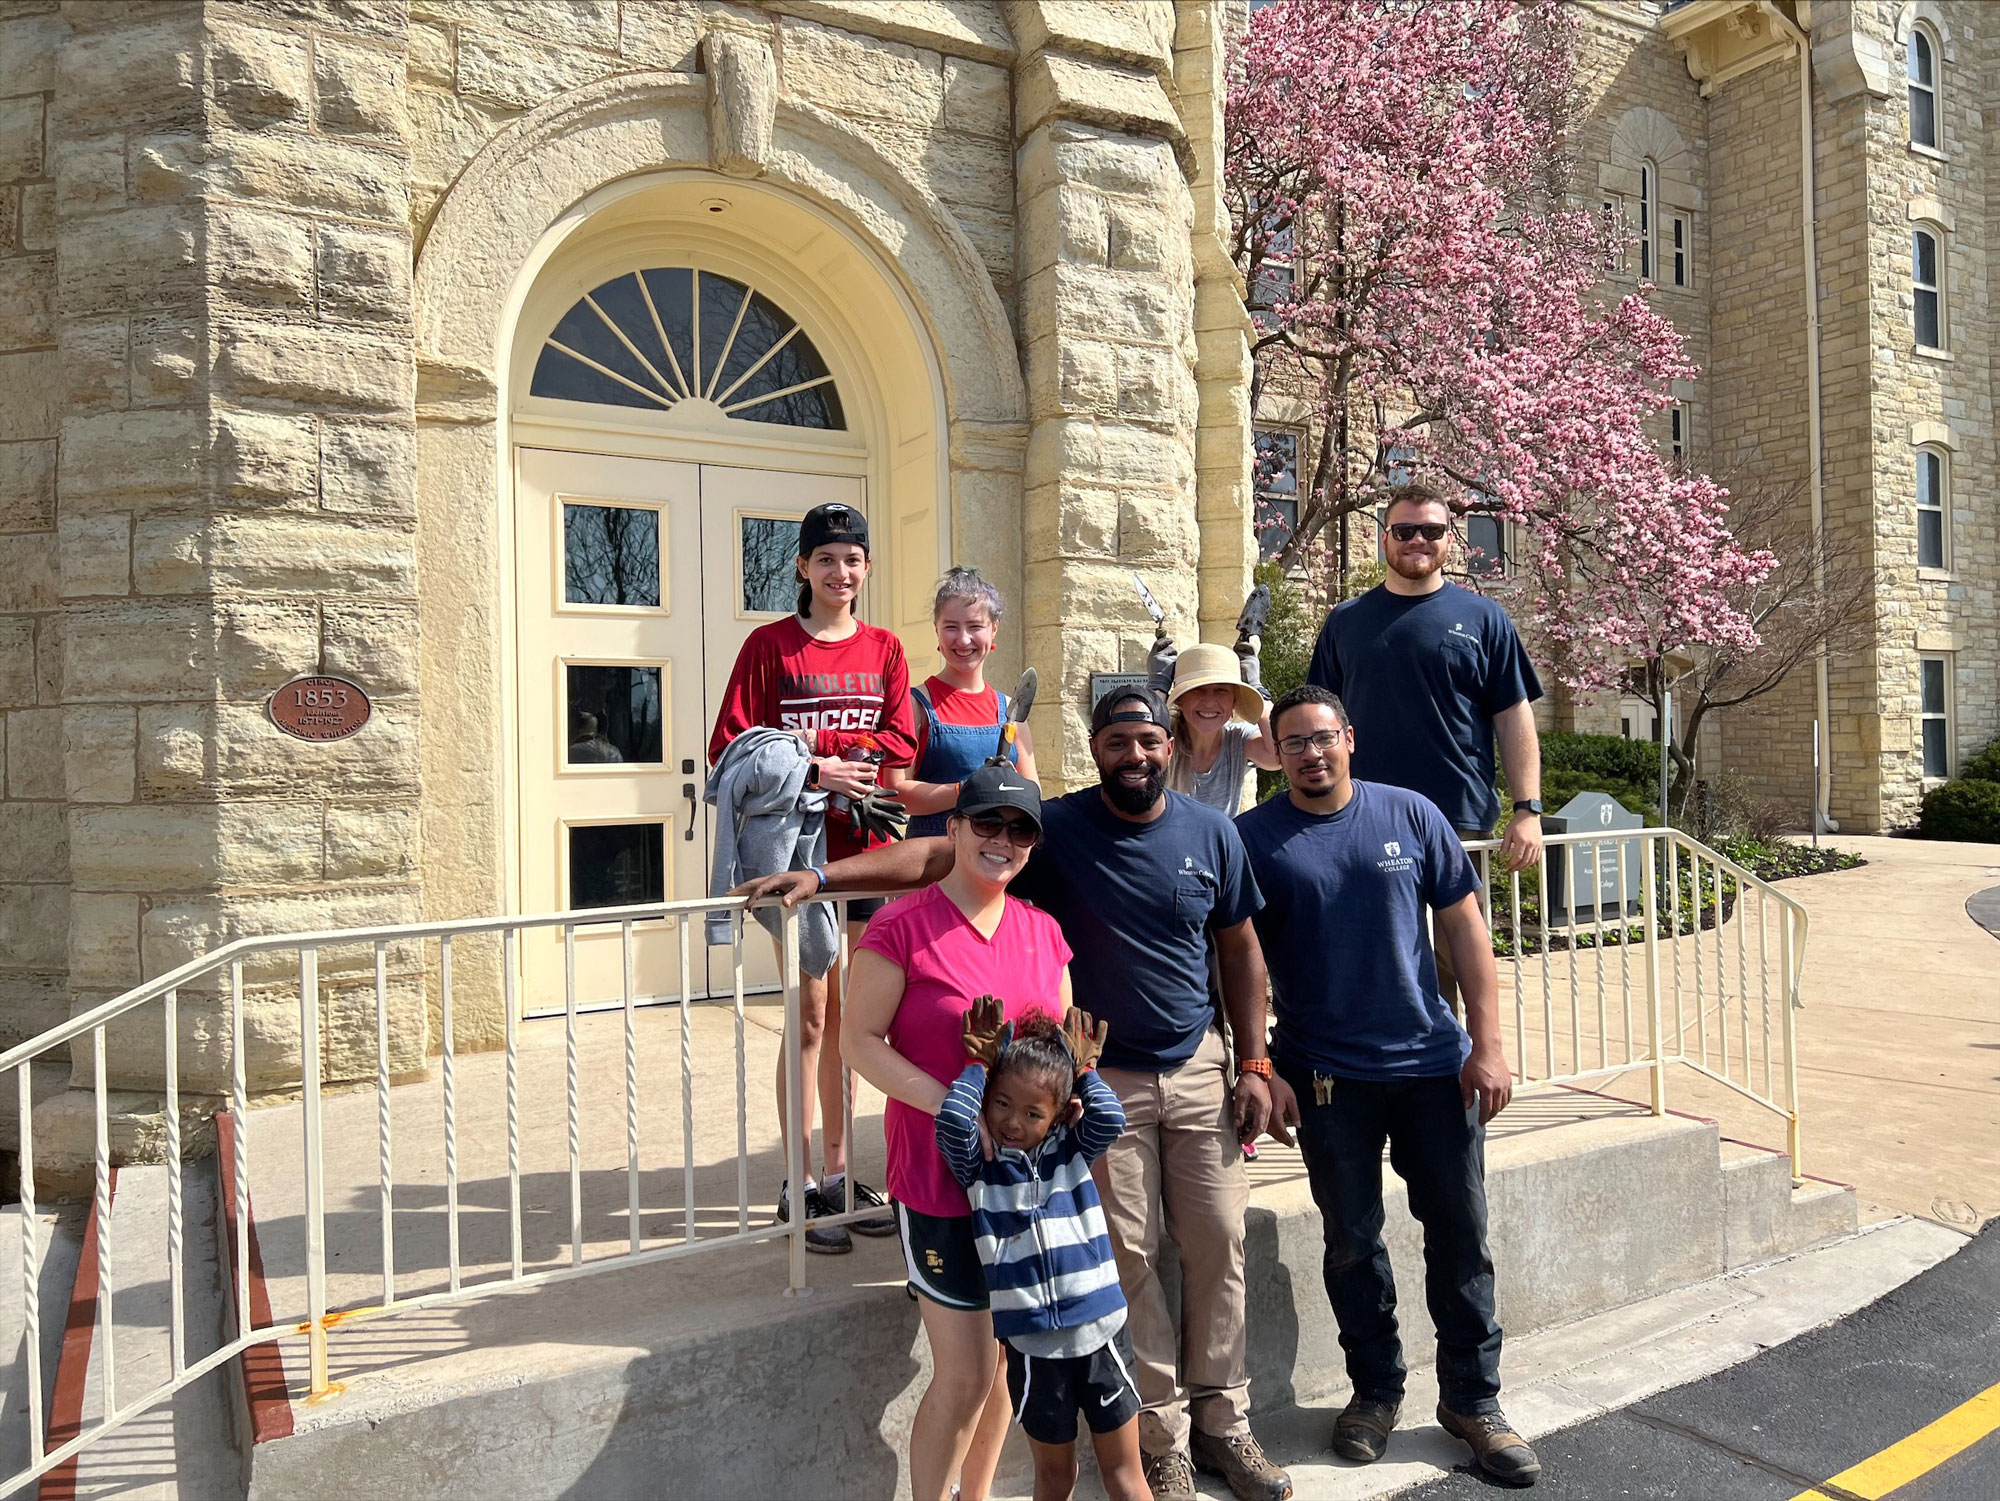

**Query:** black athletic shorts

left=1005, top=1321, right=1143, bottom=1446
left=895, top=1202, right=987, bottom=1310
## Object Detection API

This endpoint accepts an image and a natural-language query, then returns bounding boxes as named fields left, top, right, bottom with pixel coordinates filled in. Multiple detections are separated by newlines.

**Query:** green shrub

left=1918, top=779, right=2000, bottom=843
left=1541, top=730, right=1662, bottom=787
left=1960, top=737, right=2000, bottom=786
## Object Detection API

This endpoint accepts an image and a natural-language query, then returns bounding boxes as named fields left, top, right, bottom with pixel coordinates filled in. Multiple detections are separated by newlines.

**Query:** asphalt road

left=1406, top=1222, right=2000, bottom=1499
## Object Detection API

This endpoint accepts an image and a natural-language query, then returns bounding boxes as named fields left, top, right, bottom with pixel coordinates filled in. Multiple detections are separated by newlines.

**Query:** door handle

left=682, top=782, right=697, bottom=840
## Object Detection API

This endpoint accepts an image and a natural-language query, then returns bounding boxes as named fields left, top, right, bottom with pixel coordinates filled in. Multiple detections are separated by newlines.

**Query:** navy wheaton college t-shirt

left=1307, top=582, right=1542, bottom=833
left=1235, top=781, right=1478, bottom=1081
left=1011, top=787, right=1261, bottom=1074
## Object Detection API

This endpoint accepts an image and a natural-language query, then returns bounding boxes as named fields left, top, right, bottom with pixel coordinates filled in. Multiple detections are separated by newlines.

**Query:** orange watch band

left=1237, top=1056, right=1272, bottom=1079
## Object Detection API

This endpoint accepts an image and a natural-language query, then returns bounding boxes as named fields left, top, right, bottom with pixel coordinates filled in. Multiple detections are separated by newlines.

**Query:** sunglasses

left=1275, top=729, right=1345, bottom=757
left=1387, top=522, right=1449, bottom=543
left=964, top=812, right=1041, bottom=848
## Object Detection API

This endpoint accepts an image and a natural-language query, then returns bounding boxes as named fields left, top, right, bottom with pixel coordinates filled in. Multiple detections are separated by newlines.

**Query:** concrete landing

left=224, top=1010, right=1859, bottom=1499
left=1003, top=1215, right=1968, bottom=1500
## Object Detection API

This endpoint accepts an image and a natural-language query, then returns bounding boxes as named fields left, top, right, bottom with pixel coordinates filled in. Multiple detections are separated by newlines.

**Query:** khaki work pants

left=1092, top=1028, right=1251, bottom=1458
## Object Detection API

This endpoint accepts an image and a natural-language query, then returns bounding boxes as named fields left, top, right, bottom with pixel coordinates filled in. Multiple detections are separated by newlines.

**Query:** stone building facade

left=1253, top=0, right=1996, bottom=836
left=0, top=0, right=1256, bottom=1116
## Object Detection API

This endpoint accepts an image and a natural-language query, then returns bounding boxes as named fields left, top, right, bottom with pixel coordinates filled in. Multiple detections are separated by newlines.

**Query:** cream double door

left=514, top=446, right=862, bottom=1012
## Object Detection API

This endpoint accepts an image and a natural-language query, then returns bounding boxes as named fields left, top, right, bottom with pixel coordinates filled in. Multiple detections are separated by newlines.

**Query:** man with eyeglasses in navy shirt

left=1307, top=481, right=1545, bottom=1010
left=1233, top=683, right=1539, bottom=1488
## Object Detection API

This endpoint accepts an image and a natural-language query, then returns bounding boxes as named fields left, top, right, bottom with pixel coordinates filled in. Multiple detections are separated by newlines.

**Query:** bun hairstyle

left=932, top=565, right=1004, bottom=626
left=989, top=1010, right=1075, bottom=1104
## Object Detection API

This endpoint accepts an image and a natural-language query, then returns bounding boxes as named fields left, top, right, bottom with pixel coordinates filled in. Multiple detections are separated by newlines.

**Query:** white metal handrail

left=0, top=829, right=1810, bottom=1494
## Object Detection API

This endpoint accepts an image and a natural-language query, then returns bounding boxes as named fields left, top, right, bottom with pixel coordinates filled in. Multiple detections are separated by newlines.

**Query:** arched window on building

left=1912, top=227, right=1944, bottom=349
left=1915, top=446, right=1948, bottom=570
left=530, top=267, right=846, bottom=429
left=1908, top=25, right=1940, bottom=150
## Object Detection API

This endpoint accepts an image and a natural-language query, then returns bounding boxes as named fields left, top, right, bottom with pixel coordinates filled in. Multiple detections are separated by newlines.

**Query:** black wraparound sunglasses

left=1387, top=522, right=1449, bottom=543
left=965, top=812, right=1041, bottom=848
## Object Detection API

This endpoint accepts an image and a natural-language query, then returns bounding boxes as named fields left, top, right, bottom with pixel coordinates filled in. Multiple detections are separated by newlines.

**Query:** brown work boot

left=1141, top=1448, right=1197, bottom=1501
left=1331, top=1395, right=1402, bottom=1463
left=1190, top=1428, right=1293, bottom=1501
left=1436, top=1404, right=1542, bottom=1487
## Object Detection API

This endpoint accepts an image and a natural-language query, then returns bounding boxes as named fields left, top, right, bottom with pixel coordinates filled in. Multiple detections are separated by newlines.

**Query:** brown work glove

left=1061, top=1007, right=1108, bottom=1073
left=962, top=994, right=1010, bottom=1067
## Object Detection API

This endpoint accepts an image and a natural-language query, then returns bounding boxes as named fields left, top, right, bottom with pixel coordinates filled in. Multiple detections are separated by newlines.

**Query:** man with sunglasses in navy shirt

left=1306, top=482, right=1545, bottom=1008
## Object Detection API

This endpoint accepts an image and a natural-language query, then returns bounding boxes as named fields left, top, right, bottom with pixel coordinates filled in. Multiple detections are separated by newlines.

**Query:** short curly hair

left=990, top=1010, right=1075, bottom=1104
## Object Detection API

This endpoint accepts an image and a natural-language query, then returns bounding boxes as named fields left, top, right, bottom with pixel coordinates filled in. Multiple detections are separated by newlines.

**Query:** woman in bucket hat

left=1165, top=642, right=1280, bottom=818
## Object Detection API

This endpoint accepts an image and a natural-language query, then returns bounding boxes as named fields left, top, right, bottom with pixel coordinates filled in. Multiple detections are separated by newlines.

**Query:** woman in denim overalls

left=889, top=568, right=1037, bottom=834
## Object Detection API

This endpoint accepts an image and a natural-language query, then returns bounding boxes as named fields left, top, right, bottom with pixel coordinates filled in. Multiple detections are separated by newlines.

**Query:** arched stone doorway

left=412, top=72, right=1025, bottom=1031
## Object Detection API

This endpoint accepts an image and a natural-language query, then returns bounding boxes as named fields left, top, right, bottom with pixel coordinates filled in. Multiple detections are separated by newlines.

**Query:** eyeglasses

left=1275, top=729, right=1345, bottom=757
left=965, top=813, right=1041, bottom=848
left=1387, top=522, right=1448, bottom=543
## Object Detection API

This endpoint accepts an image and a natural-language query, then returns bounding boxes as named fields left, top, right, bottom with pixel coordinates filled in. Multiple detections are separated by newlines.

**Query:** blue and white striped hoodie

left=935, top=1063, right=1127, bottom=1347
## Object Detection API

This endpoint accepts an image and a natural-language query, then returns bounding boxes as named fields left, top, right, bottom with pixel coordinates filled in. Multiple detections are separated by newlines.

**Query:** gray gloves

left=1236, top=638, right=1268, bottom=700
left=1146, top=629, right=1178, bottom=694
left=847, top=789, right=908, bottom=844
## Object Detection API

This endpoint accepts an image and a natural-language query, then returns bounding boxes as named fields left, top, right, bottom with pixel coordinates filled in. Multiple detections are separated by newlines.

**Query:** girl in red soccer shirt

left=708, top=501, right=916, bottom=1253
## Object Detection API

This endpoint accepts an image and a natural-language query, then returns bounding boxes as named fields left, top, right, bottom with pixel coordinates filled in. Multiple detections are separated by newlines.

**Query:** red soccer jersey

left=708, top=616, right=916, bottom=859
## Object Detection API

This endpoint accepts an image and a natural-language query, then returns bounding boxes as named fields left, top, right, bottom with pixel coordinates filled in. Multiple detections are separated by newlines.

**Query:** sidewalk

left=1594, top=834, right=2000, bottom=1231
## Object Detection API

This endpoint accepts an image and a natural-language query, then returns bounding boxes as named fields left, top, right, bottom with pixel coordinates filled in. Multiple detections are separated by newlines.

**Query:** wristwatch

left=1512, top=798, right=1544, bottom=816
left=1237, top=1056, right=1272, bottom=1079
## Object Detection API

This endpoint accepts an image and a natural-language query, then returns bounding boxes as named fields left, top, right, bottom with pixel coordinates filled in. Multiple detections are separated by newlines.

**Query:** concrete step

left=231, top=1077, right=1861, bottom=1500
left=45, top=1162, right=245, bottom=1500
left=0, top=1199, right=86, bottom=1476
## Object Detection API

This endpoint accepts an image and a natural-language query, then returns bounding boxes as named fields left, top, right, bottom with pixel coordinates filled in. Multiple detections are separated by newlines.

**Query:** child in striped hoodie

left=936, top=998, right=1151, bottom=1501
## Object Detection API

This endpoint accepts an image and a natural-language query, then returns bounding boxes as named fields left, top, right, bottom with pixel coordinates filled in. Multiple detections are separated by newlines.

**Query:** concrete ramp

left=233, top=1089, right=1856, bottom=1500
left=0, top=1199, right=85, bottom=1479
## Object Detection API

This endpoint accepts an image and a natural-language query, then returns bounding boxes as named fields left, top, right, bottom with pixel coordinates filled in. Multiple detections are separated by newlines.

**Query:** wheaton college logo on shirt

left=1377, top=839, right=1415, bottom=875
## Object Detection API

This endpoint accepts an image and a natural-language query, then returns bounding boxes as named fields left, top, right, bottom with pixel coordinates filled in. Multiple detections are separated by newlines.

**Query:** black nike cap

left=954, top=763, right=1043, bottom=827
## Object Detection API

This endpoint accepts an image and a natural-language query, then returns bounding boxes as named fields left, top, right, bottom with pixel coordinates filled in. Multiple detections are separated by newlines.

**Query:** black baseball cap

left=797, top=502, right=869, bottom=555
left=1090, top=684, right=1171, bottom=735
left=954, top=763, right=1043, bottom=828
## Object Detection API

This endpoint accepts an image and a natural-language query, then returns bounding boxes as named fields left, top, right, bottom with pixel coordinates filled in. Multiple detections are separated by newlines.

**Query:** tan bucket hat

left=1168, top=642, right=1264, bottom=722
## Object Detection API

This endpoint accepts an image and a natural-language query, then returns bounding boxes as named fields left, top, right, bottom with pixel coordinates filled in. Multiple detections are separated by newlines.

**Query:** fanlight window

left=531, top=268, right=846, bottom=430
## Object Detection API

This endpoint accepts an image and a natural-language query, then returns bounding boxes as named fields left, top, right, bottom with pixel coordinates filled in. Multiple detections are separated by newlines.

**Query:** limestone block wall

left=1011, top=2, right=1203, bottom=785
left=1700, top=56, right=1822, bottom=817
left=0, top=0, right=65, bottom=1053
left=1863, top=0, right=1996, bottom=819
left=47, top=0, right=426, bottom=1101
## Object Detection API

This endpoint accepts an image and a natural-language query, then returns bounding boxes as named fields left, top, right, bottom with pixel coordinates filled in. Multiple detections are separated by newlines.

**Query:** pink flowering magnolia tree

left=1229, top=0, right=1773, bottom=692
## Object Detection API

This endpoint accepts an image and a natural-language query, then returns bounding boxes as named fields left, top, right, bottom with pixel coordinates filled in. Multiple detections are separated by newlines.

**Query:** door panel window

left=563, top=502, right=661, bottom=608
left=565, top=663, right=664, bottom=765
left=568, top=822, right=666, bottom=909
left=739, top=513, right=804, bottom=615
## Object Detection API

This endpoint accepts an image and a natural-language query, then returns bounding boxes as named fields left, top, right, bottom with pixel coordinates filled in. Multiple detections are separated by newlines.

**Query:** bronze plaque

left=269, top=675, right=372, bottom=742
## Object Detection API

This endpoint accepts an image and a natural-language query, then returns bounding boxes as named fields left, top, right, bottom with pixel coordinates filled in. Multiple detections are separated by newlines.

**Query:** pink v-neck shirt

left=857, top=885, right=1073, bottom=1216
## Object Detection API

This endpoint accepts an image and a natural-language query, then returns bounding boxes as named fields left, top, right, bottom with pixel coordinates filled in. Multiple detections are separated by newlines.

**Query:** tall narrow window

left=1669, top=403, right=1688, bottom=460
left=1908, top=26, right=1938, bottom=149
left=1916, top=448, right=1947, bottom=569
left=1668, top=212, right=1691, bottom=288
left=1602, top=196, right=1626, bottom=274
left=1919, top=655, right=1951, bottom=778
left=1464, top=513, right=1506, bottom=578
left=1638, top=164, right=1654, bottom=281
left=1253, top=429, right=1299, bottom=561
left=1913, top=228, right=1943, bottom=348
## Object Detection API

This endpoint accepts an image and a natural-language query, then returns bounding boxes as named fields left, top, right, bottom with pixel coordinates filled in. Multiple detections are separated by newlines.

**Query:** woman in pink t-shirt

left=843, top=768, right=1072, bottom=1501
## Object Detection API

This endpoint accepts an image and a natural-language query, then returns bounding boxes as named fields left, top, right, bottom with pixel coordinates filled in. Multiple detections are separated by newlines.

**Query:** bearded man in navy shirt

left=1306, top=481, right=1545, bottom=1009
left=1233, top=684, right=1541, bottom=1488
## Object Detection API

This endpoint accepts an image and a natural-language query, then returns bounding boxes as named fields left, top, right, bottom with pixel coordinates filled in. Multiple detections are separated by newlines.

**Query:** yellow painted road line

left=1792, top=1381, right=2000, bottom=1500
